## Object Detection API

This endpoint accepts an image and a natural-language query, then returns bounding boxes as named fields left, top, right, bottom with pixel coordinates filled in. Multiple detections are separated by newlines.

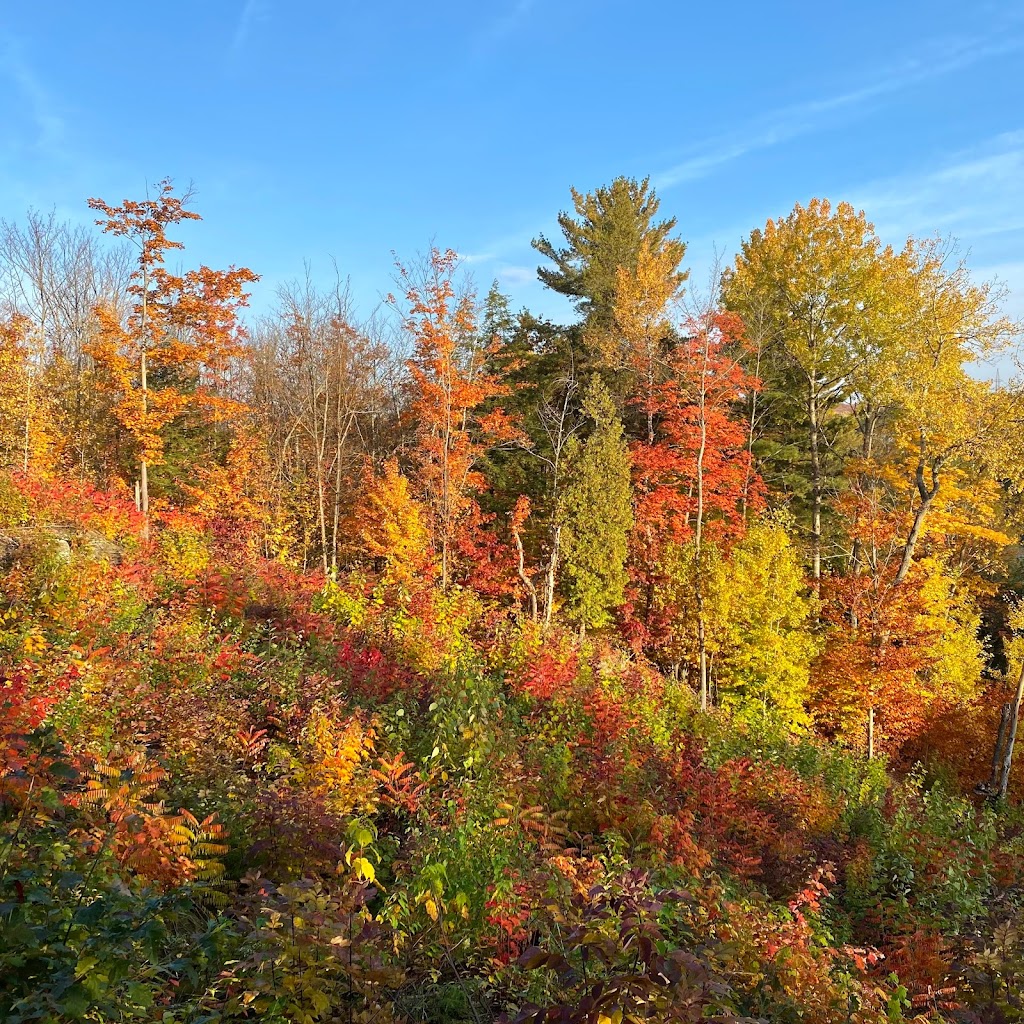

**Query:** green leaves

left=533, top=176, right=687, bottom=331
left=559, top=376, right=633, bottom=630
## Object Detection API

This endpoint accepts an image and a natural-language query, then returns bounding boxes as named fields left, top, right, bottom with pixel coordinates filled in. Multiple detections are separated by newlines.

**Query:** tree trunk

left=695, top=342, right=709, bottom=711
left=140, top=459, right=149, bottom=532
left=139, top=265, right=150, bottom=542
left=867, top=706, right=875, bottom=760
left=983, top=703, right=1012, bottom=796
left=542, top=524, right=561, bottom=631
left=808, top=384, right=821, bottom=594
left=695, top=401, right=708, bottom=712
left=315, top=460, right=329, bottom=575
left=849, top=405, right=877, bottom=581
left=512, top=524, right=538, bottom=622
left=697, top=615, right=708, bottom=712
left=23, top=346, right=32, bottom=474
left=998, top=662, right=1024, bottom=800
left=740, top=331, right=763, bottom=522
left=894, top=436, right=942, bottom=586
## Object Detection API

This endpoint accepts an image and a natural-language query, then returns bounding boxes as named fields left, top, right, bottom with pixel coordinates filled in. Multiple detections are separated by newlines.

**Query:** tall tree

left=87, top=180, right=258, bottom=537
left=608, top=235, right=682, bottom=441
left=886, top=240, right=1018, bottom=584
left=533, top=176, right=687, bottom=331
left=615, top=256, right=763, bottom=687
left=723, top=200, right=896, bottom=590
left=398, top=248, right=520, bottom=589
left=680, top=308, right=762, bottom=707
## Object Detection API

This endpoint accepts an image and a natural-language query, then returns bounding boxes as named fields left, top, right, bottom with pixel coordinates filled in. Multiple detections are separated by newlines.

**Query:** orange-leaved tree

left=86, top=179, right=258, bottom=537
left=396, top=247, right=521, bottom=589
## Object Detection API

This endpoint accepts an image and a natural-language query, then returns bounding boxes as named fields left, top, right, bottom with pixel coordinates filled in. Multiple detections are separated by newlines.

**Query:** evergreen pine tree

left=533, top=176, right=687, bottom=330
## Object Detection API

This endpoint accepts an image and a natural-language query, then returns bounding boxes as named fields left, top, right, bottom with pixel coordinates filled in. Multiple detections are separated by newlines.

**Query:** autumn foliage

left=2, top=176, right=1024, bottom=1023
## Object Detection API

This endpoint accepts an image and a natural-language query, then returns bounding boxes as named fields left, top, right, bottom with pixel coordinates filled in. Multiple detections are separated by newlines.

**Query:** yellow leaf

left=352, top=856, right=376, bottom=883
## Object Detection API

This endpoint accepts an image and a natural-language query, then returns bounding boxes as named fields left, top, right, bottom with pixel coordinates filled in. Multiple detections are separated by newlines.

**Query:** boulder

left=0, top=525, right=123, bottom=570
left=0, top=533, right=19, bottom=571
left=82, top=530, right=123, bottom=565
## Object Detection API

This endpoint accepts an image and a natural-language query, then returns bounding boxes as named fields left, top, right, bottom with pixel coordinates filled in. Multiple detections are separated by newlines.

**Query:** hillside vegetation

left=3, top=178, right=1024, bottom=1022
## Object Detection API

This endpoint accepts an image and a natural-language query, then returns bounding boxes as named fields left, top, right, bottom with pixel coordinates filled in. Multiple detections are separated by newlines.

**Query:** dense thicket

left=3, top=177, right=1024, bottom=1022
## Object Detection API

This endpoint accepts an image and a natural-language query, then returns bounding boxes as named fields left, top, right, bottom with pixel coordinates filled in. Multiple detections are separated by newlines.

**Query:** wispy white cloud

left=228, top=0, right=270, bottom=65
left=846, top=131, right=1024, bottom=243
left=0, top=37, right=66, bottom=157
left=465, top=22, right=1024, bottom=282
left=843, top=132, right=1024, bottom=327
left=653, top=31, right=1024, bottom=189
left=496, top=264, right=536, bottom=286
left=460, top=226, right=538, bottom=265
left=460, top=22, right=1024, bottom=330
left=474, top=0, right=536, bottom=54
left=460, top=251, right=495, bottom=265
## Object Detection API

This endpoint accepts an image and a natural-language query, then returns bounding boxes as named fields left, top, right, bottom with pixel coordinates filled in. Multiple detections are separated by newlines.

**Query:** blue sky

left=1, top=0, right=1022, bottom=328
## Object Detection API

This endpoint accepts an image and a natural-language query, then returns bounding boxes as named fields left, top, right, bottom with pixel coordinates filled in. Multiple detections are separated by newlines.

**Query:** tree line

left=1, top=175, right=1022, bottom=764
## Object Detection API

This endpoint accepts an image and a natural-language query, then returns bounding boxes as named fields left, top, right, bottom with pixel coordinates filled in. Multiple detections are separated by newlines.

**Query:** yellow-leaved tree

left=643, top=516, right=816, bottom=730
left=0, top=313, right=56, bottom=475
left=607, top=235, right=681, bottom=441
left=717, top=515, right=819, bottom=730
left=354, top=458, right=434, bottom=593
left=884, top=240, right=1019, bottom=585
left=723, top=200, right=900, bottom=590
